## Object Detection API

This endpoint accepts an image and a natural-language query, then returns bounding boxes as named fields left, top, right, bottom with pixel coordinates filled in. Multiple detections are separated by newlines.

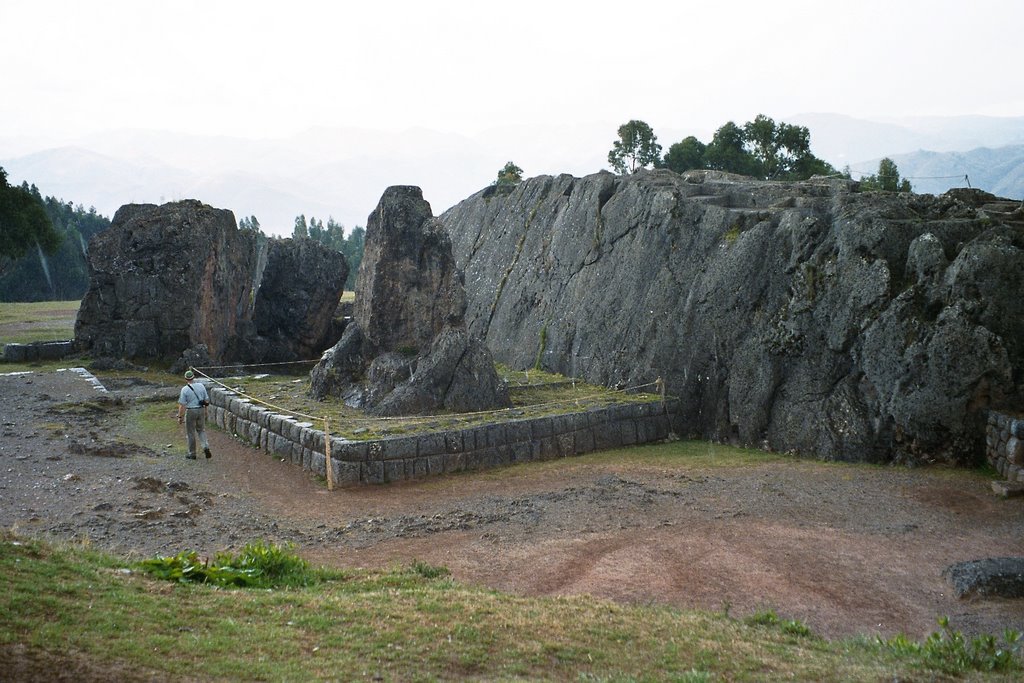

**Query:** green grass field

left=2, top=532, right=1019, bottom=681
left=0, top=300, right=79, bottom=344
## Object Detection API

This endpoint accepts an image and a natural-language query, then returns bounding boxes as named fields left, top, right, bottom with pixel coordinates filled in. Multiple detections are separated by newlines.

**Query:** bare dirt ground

left=2, top=368, right=1023, bottom=648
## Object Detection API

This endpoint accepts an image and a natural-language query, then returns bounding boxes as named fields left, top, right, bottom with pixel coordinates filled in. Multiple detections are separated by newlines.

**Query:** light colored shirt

left=178, top=381, right=210, bottom=409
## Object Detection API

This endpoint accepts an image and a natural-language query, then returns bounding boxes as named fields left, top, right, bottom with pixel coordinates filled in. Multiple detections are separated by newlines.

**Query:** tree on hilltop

left=661, top=136, right=707, bottom=174
left=608, top=120, right=662, bottom=174
left=859, top=158, right=911, bottom=192
left=494, top=161, right=523, bottom=186
left=665, top=116, right=835, bottom=180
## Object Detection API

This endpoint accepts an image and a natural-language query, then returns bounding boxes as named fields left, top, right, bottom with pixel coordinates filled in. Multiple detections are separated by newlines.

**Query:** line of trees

left=0, top=167, right=111, bottom=302
left=608, top=115, right=838, bottom=181
left=292, top=215, right=365, bottom=290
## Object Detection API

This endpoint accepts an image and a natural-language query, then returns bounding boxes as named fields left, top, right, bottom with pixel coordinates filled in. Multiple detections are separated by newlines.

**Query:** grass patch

left=2, top=532, right=1019, bottom=681
left=207, top=366, right=662, bottom=441
left=0, top=300, right=79, bottom=344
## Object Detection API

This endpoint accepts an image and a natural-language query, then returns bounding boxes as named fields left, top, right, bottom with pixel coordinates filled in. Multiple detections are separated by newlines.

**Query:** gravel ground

left=3, top=368, right=1023, bottom=651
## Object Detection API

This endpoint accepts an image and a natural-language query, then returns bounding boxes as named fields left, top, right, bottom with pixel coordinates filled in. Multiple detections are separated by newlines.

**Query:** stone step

left=991, top=480, right=1024, bottom=498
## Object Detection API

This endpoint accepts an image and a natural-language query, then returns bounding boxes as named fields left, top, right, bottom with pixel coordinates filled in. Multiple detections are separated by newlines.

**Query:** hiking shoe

left=204, top=447, right=212, bottom=459
left=186, top=454, right=197, bottom=460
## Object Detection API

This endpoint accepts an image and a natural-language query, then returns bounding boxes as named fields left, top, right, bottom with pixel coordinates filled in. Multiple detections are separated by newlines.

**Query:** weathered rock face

left=353, top=185, right=467, bottom=354
left=442, top=170, right=1024, bottom=465
left=254, top=238, right=348, bottom=361
left=75, top=200, right=347, bottom=365
left=310, top=186, right=510, bottom=415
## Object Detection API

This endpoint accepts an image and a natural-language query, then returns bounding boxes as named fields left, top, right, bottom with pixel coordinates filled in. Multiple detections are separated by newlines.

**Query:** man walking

left=177, top=369, right=212, bottom=460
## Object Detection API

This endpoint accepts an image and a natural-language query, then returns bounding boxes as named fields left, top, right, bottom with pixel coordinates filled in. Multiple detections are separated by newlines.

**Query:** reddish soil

left=2, top=368, right=1023, bottom=651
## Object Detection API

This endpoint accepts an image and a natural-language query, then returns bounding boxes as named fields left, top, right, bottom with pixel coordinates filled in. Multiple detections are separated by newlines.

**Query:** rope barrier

left=191, top=359, right=321, bottom=371
left=190, top=366, right=324, bottom=423
left=191, top=364, right=663, bottom=426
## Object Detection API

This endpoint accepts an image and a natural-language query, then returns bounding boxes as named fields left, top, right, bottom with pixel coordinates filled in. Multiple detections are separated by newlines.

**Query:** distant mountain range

left=2, top=114, right=1022, bottom=235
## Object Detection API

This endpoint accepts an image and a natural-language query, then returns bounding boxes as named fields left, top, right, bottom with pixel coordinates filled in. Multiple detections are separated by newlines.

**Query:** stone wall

left=987, top=410, right=1024, bottom=482
left=3, top=341, right=73, bottom=362
left=204, top=383, right=677, bottom=486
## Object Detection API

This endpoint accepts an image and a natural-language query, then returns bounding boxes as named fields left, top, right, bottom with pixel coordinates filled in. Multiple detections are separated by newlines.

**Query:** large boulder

left=75, top=200, right=347, bottom=365
left=441, top=171, right=1024, bottom=465
left=310, top=186, right=509, bottom=414
left=254, top=238, right=348, bottom=361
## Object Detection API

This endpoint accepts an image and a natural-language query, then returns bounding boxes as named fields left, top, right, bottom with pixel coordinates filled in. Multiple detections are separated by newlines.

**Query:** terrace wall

left=205, top=384, right=679, bottom=486
left=986, top=410, right=1024, bottom=483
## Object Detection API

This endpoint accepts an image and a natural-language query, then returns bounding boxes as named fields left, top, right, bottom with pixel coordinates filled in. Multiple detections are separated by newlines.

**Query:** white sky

left=3, top=0, right=1023, bottom=143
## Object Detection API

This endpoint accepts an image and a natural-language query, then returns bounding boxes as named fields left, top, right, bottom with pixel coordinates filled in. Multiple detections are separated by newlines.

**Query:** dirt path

left=2, top=368, right=1023, bottom=642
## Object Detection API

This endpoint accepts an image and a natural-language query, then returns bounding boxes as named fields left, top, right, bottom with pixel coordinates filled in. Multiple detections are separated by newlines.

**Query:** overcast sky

left=3, top=0, right=1022, bottom=144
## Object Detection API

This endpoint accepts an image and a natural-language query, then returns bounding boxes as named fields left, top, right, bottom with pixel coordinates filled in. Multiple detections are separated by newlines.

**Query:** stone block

left=291, top=442, right=304, bottom=465
left=417, top=433, right=446, bottom=457
left=466, top=426, right=489, bottom=450
left=260, top=428, right=269, bottom=452
left=362, top=460, right=385, bottom=484
left=510, top=440, right=533, bottom=463
left=1008, top=437, right=1024, bottom=465
left=531, top=417, right=554, bottom=439
left=381, top=437, right=417, bottom=461
left=505, top=420, right=532, bottom=443
left=620, top=419, right=638, bottom=445
left=539, top=436, right=558, bottom=459
left=485, top=423, right=506, bottom=447
left=1013, top=420, right=1024, bottom=439
left=332, top=439, right=366, bottom=462
left=444, top=431, right=464, bottom=453
left=332, top=460, right=361, bottom=486
left=553, top=415, right=574, bottom=436
left=593, top=423, right=622, bottom=451
left=575, top=429, right=595, bottom=454
left=991, top=480, right=1024, bottom=498
left=427, top=454, right=445, bottom=475
left=556, top=432, right=575, bottom=456
left=298, top=424, right=315, bottom=449
left=943, top=557, right=1024, bottom=598
left=443, top=452, right=466, bottom=473
left=247, top=421, right=261, bottom=445
left=412, top=457, right=430, bottom=478
left=271, top=434, right=292, bottom=458
left=384, top=459, right=404, bottom=483
left=310, top=430, right=325, bottom=454
left=310, top=451, right=326, bottom=476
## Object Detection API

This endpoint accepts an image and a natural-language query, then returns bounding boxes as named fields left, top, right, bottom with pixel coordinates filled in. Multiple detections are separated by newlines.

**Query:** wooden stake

left=324, top=417, right=334, bottom=491
left=656, top=376, right=666, bottom=414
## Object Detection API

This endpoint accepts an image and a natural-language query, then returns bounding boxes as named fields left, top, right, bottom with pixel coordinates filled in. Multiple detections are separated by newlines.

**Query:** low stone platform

left=3, top=340, right=73, bottom=362
left=205, top=383, right=678, bottom=487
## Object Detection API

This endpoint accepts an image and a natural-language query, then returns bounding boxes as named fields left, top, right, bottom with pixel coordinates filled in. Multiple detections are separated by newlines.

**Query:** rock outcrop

left=75, top=200, right=347, bottom=365
left=441, top=170, right=1024, bottom=465
left=310, top=186, right=509, bottom=415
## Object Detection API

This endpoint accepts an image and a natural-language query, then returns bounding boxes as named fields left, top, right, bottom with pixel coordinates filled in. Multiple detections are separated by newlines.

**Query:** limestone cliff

left=442, top=170, right=1024, bottom=465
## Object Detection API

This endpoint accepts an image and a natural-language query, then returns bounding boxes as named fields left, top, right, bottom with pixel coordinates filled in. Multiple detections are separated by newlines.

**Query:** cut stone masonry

left=203, top=382, right=677, bottom=486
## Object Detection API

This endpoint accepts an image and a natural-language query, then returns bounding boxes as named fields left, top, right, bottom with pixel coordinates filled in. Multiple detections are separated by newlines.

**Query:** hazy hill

left=791, top=112, right=1024, bottom=166
left=3, top=114, right=1024, bottom=232
left=868, top=145, right=1024, bottom=199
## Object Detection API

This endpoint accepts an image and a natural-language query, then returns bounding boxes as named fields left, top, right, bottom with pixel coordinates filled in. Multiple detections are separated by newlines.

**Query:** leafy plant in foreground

left=137, top=540, right=314, bottom=588
left=877, top=616, right=1022, bottom=674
